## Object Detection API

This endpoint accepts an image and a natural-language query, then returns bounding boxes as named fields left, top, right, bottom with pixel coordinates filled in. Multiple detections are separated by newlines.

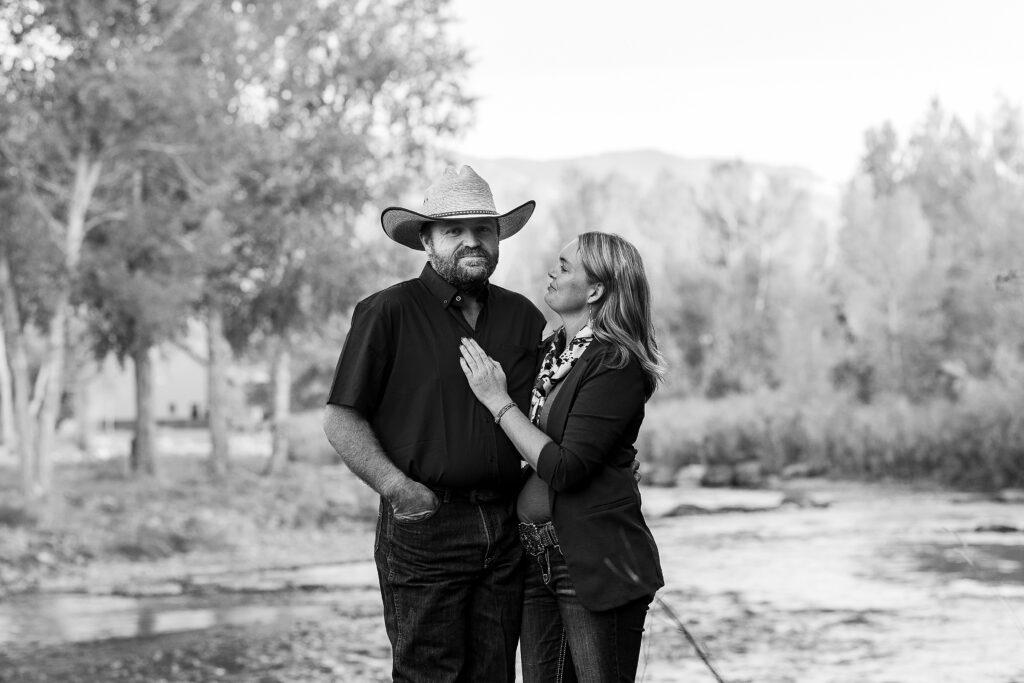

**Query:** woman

left=459, top=231, right=664, bottom=683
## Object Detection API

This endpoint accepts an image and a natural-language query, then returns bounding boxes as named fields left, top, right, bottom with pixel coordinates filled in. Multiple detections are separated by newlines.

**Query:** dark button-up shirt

left=327, top=263, right=546, bottom=492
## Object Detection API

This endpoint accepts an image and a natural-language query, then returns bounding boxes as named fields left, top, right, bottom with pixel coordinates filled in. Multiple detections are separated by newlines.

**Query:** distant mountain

left=446, top=149, right=843, bottom=296
left=462, top=149, right=841, bottom=228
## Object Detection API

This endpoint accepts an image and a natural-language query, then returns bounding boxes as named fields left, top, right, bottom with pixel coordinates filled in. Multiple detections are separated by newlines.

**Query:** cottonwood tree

left=0, top=174, right=64, bottom=495
left=207, top=0, right=474, bottom=473
left=690, top=161, right=815, bottom=396
left=0, top=0, right=235, bottom=494
left=76, top=161, right=204, bottom=475
left=851, top=102, right=1024, bottom=401
left=842, top=100, right=1024, bottom=400
left=835, top=181, right=939, bottom=397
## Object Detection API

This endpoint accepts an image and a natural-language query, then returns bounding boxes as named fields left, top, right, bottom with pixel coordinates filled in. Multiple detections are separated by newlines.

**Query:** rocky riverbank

left=2, top=480, right=1023, bottom=682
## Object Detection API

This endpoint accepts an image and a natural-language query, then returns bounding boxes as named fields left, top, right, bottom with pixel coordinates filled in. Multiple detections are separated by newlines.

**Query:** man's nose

left=462, top=232, right=480, bottom=247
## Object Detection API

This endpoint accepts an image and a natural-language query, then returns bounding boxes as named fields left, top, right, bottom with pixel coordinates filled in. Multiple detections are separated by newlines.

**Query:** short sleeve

left=325, top=298, right=393, bottom=414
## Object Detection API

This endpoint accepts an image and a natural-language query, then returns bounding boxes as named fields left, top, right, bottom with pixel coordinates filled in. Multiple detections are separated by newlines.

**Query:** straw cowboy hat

left=380, top=165, right=535, bottom=250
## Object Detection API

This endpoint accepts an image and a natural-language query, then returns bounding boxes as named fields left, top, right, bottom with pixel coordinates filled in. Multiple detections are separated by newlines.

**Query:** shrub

left=641, top=381, right=1024, bottom=490
left=0, top=502, right=37, bottom=529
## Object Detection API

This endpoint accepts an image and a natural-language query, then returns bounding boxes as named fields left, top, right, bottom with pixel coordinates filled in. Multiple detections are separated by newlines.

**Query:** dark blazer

left=534, top=338, right=664, bottom=611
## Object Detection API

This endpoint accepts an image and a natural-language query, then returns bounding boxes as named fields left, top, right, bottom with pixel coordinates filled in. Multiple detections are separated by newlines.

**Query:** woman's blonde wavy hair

left=577, top=231, right=665, bottom=397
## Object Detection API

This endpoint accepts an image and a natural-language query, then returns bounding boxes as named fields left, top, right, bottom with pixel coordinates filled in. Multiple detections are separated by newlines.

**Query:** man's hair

left=577, top=231, right=665, bottom=397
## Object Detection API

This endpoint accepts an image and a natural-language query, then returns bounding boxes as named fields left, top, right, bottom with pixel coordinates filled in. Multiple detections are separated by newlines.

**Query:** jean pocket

left=393, top=506, right=439, bottom=525
left=374, top=499, right=385, bottom=554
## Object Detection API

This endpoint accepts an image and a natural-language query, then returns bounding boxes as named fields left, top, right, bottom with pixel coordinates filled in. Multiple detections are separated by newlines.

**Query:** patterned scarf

left=529, top=325, right=594, bottom=425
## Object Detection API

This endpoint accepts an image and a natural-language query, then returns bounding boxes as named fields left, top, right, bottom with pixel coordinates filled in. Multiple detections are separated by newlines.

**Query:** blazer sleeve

left=535, top=358, right=646, bottom=492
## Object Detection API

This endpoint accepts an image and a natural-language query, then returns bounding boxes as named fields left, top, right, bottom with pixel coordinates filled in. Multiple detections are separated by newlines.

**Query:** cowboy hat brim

left=380, top=200, right=536, bottom=251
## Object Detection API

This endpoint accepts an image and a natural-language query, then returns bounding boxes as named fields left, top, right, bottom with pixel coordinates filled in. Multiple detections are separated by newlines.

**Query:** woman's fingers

left=461, top=337, right=484, bottom=363
left=459, top=345, right=480, bottom=373
left=462, top=338, right=499, bottom=370
left=460, top=338, right=489, bottom=369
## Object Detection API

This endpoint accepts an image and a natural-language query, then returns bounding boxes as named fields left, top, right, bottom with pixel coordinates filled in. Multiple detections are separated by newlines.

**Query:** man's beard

left=427, top=245, right=499, bottom=295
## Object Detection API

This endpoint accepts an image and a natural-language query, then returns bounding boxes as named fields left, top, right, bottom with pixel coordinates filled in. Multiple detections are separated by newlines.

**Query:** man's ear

left=419, top=228, right=432, bottom=251
left=587, top=282, right=605, bottom=304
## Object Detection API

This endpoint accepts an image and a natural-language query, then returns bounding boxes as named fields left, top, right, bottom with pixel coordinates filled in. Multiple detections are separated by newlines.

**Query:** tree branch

left=0, top=139, right=65, bottom=238
left=28, top=362, right=49, bottom=419
left=168, top=339, right=242, bottom=388
left=170, top=339, right=208, bottom=366
left=131, top=141, right=209, bottom=194
left=159, top=0, right=205, bottom=42
left=84, top=210, right=128, bottom=232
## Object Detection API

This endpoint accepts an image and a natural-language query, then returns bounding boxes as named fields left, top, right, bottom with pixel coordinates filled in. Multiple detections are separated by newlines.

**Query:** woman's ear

left=587, top=282, right=605, bottom=304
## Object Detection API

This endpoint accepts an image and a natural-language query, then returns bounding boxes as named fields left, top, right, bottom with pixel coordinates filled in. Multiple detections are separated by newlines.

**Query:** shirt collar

left=419, top=263, right=490, bottom=309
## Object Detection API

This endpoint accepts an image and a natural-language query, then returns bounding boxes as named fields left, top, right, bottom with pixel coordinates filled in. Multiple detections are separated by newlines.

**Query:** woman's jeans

left=375, top=497, right=523, bottom=683
left=521, top=545, right=652, bottom=683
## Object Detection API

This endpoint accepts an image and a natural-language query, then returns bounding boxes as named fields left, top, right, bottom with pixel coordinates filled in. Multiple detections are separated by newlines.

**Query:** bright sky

left=447, top=0, right=1024, bottom=183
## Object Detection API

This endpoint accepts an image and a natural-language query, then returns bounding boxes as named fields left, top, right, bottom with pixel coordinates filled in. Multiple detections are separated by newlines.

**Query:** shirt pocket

left=491, top=344, right=537, bottom=395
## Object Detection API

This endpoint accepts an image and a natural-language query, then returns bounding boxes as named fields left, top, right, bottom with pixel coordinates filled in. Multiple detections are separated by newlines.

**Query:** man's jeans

left=375, top=496, right=523, bottom=682
left=521, top=546, right=652, bottom=683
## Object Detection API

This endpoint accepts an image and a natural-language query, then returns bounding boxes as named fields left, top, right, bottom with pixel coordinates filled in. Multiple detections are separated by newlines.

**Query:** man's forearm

left=322, top=403, right=408, bottom=499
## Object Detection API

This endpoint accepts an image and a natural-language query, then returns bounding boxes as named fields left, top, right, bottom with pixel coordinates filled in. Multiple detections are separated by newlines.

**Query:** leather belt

left=428, top=486, right=506, bottom=504
left=518, top=521, right=559, bottom=556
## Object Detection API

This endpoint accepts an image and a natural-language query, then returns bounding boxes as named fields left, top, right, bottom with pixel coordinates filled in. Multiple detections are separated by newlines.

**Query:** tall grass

left=641, top=379, right=1024, bottom=490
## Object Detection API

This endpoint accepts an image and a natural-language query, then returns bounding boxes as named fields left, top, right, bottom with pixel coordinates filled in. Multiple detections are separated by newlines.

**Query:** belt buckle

left=518, top=523, right=543, bottom=556
left=467, top=488, right=503, bottom=504
left=518, top=522, right=556, bottom=556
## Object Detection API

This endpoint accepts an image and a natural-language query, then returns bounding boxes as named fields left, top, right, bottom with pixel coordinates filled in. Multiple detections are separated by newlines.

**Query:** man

left=323, top=166, right=546, bottom=682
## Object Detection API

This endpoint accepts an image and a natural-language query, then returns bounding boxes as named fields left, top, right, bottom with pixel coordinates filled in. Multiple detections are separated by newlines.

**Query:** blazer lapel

left=543, top=341, right=601, bottom=442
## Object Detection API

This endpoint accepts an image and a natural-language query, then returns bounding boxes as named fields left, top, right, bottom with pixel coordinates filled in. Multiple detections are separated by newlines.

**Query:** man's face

left=421, top=218, right=500, bottom=290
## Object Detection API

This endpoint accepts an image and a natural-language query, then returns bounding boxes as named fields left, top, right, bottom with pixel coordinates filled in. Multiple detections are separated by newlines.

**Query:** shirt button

left=442, top=299, right=448, bottom=304
left=455, top=296, right=462, bottom=302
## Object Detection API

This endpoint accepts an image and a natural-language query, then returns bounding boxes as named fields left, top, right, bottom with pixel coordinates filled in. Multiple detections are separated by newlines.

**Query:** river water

left=1, top=483, right=1022, bottom=682
left=640, top=483, right=1024, bottom=682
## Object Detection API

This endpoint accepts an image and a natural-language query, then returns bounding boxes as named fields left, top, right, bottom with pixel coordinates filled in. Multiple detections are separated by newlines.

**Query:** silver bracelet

left=493, top=401, right=517, bottom=424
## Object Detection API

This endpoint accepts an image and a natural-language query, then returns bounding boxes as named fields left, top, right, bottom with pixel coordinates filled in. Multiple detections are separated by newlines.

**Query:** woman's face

left=543, top=239, right=596, bottom=317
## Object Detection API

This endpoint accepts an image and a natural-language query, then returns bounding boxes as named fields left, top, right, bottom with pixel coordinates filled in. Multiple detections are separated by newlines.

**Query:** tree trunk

left=72, top=360, right=96, bottom=459
left=263, top=337, right=292, bottom=475
left=206, top=306, right=230, bottom=477
left=0, top=250, right=36, bottom=497
left=753, top=241, right=773, bottom=316
left=33, top=298, right=66, bottom=495
left=130, top=345, right=157, bottom=475
left=885, top=296, right=904, bottom=392
left=0, top=307, right=15, bottom=457
left=28, top=152, right=103, bottom=496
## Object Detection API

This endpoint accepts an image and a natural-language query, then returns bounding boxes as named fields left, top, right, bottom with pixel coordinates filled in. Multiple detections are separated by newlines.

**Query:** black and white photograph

left=1, top=1, right=1023, bottom=681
